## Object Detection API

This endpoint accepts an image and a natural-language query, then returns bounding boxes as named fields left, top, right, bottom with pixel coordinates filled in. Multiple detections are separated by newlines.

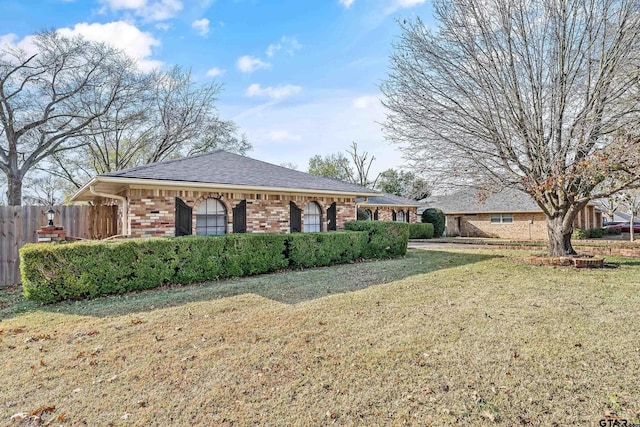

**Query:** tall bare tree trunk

left=546, top=215, right=577, bottom=257
left=6, top=174, right=23, bottom=206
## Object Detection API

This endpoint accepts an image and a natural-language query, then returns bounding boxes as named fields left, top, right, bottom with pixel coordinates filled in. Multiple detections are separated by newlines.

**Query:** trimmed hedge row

left=409, top=223, right=434, bottom=239
left=344, top=221, right=409, bottom=258
left=20, top=224, right=404, bottom=303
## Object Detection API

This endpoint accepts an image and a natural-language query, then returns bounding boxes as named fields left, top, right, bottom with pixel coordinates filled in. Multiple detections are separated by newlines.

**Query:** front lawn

left=1, top=248, right=639, bottom=425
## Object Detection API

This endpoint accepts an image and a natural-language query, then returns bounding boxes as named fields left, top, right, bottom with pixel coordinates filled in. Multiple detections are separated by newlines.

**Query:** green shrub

left=573, top=228, right=606, bottom=240
left=606, top=227, right=622, bottom=235
left=572, top=228, right=588, bottom=240
left=287, top=232, right=367, bottom=269
left=586, top=228, right=605, bottom=239
left=422, top=208, right=445, bottom=237
left=409, top=223, right=434, bottom=239
left=344, top=221, right=409, bottom=258
left=20, top=231, right=375, bottom=303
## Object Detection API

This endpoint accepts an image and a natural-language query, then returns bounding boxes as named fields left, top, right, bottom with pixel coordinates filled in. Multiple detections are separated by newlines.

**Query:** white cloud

left=268, top=130, right=302, bottom=142
left=206, top=67, right=225, bottom=77
left=339, top=0, right=356, bottom=7
left=155, top=22, right=172, bottom=31
left=265, top=36, right=302, bottom=57
left=236, top=55, right=270, bottom=73
left=395, top=0, right=426, bottom=6
left=100, top=0, right=183, bottom=21
left=192, top=18, right=210, bottom=36
left=56, top=21, right=162, bottom=71
left=229, top=91, right=403, bottom=176
left=384, top=0, right=426, bottom=15
left=246, top=83, right=302, bottom=100
left=353, top=95, right=379, bottom=109
left=265, top=43, right=279, bottom=57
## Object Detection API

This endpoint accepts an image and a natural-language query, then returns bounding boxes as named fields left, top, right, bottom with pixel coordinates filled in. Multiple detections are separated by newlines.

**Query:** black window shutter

left=232, top=200, right=247, bottom=233
left=406, top=210, right=410, bottom=223
left=175, top=197, right=192, bottom=236
left=392, top=210, right=397, bottom=221
left=374, top=209, right=379, bottom=221
left=327, top=202, right=337, bottom=231
left=290, top=201, right=302, bottom=233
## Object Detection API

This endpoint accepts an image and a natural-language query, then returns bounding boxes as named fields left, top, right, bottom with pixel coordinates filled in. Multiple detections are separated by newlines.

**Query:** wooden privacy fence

left=0, top=205, right=118, bottom=287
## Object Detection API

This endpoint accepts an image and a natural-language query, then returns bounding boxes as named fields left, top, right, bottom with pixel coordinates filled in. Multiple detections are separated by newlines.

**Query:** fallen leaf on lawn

left=57, top=413, right=67, bottom=422
left=131, top=318, right=143, bottom=325
left=31, top=405, right=55, bottom=416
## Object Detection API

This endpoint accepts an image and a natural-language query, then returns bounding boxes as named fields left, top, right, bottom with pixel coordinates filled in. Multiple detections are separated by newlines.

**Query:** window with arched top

left=397, top=210, right=405, bottom=222
left=304, top=201, right=322, bottom=232
left=365, top=209, right=373, bottom=220
left=196, top=198, right=227, bottom=235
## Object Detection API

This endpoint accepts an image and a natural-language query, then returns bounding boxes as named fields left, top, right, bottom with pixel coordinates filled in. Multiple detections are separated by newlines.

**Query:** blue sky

left=0, top=0, right=434, bottom=175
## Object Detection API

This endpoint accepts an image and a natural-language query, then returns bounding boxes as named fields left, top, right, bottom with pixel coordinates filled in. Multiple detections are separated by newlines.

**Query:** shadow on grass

left=1, top=249, right=498, bottom=319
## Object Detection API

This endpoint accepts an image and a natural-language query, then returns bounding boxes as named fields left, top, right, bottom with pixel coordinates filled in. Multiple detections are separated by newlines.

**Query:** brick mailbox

left=37, top=225, right=67, bottom=243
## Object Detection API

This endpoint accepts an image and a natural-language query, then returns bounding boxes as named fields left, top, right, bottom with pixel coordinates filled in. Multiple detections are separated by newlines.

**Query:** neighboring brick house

left=425, top=188, right=602, bottom=240
left=355, top=193, right=425, bottom=224
left=71, top=150, right=380, bottom=238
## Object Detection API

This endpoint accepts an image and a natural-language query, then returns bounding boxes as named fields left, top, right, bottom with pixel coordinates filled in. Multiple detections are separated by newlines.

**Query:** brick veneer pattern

left=372, top=206, right=420, bottom=223
left=127, top=188, right=357, bottom=238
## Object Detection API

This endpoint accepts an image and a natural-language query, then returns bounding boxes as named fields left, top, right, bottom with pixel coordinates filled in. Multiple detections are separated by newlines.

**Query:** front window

left=397, top=210, right=405, bottom=222
left=365, top=209, right=373, bottom=220
left=490, top=213, right=513, bottom=224
left=304, top=202, right=322, bottom=232
left=196, top=198, right=227, bottom=235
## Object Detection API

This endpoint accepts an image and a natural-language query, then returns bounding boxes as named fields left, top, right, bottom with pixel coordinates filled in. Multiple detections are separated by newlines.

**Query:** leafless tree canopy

left=382, top=0, right=640, bottom=255
left=47, top=66, right=250, bottom=191
left=0, top=31, right=139, bottom=205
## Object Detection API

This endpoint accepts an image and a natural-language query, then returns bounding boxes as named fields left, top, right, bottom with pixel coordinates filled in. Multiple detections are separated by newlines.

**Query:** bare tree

left=47, top=66, right=250, bottom=188
left=0, top=31, right=140, bottom=205
left=346, top=142, right=379, bottom=188
left=22, top=174, right=64, bottom=206
left=620, top=189, right=640, bottom=241
left=382, top=0, right=640, bottom=256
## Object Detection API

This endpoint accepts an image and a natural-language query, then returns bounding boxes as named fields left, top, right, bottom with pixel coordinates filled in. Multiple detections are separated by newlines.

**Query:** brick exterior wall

left=127, top=188, right=357, bottom=238
left=364, top=206, right=421, bottom=223
left=444, top=206, right=603, bottom=240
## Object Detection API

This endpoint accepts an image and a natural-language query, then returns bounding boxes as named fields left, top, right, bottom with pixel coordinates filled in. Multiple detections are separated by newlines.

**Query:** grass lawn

left=1, top=248, right=639, bottom=426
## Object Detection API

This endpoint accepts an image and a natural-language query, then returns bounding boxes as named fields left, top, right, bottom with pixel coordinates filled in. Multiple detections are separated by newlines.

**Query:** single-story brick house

left=71, top=150, right=381, bottom=238
left=355, top=193, right=425, bottom=223
left=425, top=188, right=602, bottom=240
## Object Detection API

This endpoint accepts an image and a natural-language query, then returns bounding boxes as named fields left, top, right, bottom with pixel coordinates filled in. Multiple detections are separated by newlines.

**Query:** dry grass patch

left=1, top=248, right=639, bottom=426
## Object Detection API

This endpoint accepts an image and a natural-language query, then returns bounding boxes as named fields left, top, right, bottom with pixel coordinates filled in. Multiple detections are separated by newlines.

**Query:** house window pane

left=366, top=209, right=372, bottom=220
left=397, top=210, right=405, bottom=222
left=490, top=213, right=514, bottom=224
left=304, top=202, right=322, bottom=232
left=196, top=198, right=227, bottom=235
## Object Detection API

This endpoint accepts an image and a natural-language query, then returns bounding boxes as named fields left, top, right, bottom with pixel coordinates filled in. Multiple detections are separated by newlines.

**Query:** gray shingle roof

left=101, top=150, right=379, bottom=195
left=356, top=193, right=427, bottom=207
left=424, top=187, right=542, bottom=213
